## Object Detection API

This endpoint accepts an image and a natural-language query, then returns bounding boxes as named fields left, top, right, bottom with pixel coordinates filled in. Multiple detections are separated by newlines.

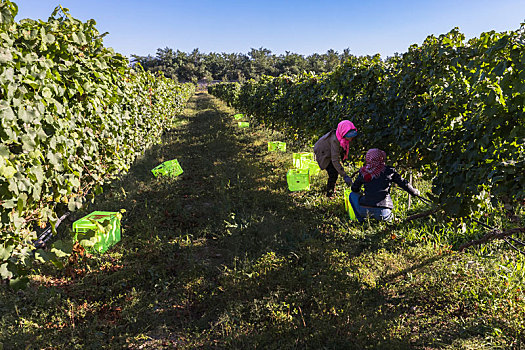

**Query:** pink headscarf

left=335, top=120, right=356, bottom=160
left=360, top=148, right=386, bottom=182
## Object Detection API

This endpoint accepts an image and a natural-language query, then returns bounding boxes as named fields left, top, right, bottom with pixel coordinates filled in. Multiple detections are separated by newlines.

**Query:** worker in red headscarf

left=314, top=120, right=358, bottom=197
left=349, top=148, right=420, bottom=222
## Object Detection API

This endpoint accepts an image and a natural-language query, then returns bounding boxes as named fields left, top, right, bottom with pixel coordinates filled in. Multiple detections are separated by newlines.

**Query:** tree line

left=131, top=47, right=355, bottom=83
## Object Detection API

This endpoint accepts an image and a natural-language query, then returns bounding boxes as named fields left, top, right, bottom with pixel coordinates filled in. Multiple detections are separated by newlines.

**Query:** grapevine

left=0, top=1, right=195, bottom=284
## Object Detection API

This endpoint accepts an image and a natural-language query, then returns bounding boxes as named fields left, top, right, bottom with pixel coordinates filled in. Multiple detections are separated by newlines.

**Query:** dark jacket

left=351, top=166, right=418, bottom=209
left=313, top=130, right=348, bottom=177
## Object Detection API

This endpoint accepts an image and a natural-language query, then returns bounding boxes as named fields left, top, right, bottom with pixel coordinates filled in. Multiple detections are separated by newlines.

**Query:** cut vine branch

left=405, top=208, right=439, bottom=221
left=458, top=227, right=525, bottom=252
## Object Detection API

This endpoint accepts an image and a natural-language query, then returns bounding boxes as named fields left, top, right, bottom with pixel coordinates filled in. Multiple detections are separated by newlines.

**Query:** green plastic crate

left=73, top=211, right=121, bottom=254
left=344, top=188, right=357, bottom=221
left=302, top=159, right=320, bottom=177
left=233, top=113, right=244, bottom=120
left=286, top=168, right=310, bottom=191
left=151, top=159, right=183, bottom=178
left=268, top=141, right=286, bottom=152
left=238, top=121, right=250, bottom=128
left=293, top=152, right=314, bottom=168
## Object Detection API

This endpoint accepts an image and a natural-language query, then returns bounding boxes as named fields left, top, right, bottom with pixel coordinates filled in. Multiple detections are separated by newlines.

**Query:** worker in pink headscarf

left=313, top=120, right=358, bottom=197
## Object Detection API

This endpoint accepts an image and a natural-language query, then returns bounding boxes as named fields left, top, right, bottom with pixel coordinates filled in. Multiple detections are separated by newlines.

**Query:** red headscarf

left=360, top=148, right=386, bottom=182
left=335, top=120, right=356, bottom=160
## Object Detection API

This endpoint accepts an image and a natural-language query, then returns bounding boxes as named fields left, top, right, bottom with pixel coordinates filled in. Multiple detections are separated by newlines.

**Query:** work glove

left=343, top=175, right=352, bottom=186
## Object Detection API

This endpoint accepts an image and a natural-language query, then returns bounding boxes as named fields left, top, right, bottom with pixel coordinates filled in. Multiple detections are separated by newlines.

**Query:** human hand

left=413, top=189, right=420, bottom=196
left=343, top=175, right=352, bottom=185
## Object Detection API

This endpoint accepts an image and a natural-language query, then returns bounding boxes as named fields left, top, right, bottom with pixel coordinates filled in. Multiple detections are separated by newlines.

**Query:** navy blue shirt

left=351, top=166, right=418, bottom=209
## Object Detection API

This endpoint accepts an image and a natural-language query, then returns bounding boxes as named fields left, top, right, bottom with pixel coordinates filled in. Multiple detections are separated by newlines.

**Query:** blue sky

left=15, top=0, right=525, bottom=59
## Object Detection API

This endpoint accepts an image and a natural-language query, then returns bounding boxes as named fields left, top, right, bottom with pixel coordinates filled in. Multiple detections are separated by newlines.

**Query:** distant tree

left=131, top=47, right=351, bottom=82
left=324, top=49, right=341, bottom=72
left=306, top=53, right=326, bottom=73
left=130, top=54, right=156, bottom=70
left=341, top=48, right=352, bottom=62
left=277, top=51, right=307, bottom=75
left=248, top=47, right=278, bottom=78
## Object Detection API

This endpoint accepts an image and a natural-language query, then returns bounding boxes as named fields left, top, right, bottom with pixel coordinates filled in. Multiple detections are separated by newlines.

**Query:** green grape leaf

left=0, top=244, right=14, bottom=261
left=51, top=239, right=73, bottom=258
left=0, top=263, right=13, bottom=280
left=9, top=277, right=30, bottom=291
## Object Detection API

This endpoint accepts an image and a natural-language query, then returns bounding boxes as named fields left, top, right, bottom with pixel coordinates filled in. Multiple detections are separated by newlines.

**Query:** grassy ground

left=1, top=92, right=524, bottom=349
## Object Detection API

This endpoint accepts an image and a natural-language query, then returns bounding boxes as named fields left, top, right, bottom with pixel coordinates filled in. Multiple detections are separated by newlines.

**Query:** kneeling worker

left=349, top=148, right=420, bottom=222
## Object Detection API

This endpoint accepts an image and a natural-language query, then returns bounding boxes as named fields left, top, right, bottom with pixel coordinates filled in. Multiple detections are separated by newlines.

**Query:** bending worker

left=349, top=148, right=420, bottom=222
left=314, top=120, right=358, bottom=197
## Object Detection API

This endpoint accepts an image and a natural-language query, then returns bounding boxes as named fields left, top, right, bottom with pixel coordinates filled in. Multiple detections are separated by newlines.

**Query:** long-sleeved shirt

left=313, top=130, right=347, bottom=177
left=351, top=166, right=418, bottom=209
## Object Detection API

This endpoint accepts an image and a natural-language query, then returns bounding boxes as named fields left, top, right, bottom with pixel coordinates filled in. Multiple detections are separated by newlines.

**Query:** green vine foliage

left=209, top=27, right=524, bottom=218
left=0, top=1, right=195, bottom=285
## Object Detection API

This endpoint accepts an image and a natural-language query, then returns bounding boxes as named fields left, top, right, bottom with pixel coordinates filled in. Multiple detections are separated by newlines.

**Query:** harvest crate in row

left=268, top=141, right=286, bottom=152
left=286, top=168, right=310, bottom=191
left=151, top=159, right=184, bottom=178
left=73, top=211, right=121, bottom=254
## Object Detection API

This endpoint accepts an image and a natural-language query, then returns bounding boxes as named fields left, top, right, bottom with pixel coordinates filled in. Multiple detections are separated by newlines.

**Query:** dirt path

left=27, top=91, right=342, bottom=349
left=110, top=91, right=348, bottom=348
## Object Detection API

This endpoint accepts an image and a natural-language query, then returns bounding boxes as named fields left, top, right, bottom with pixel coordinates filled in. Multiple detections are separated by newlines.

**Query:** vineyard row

left=209, top=26, right=525, bottom=217
left=0, top=1, right=195, bottom=283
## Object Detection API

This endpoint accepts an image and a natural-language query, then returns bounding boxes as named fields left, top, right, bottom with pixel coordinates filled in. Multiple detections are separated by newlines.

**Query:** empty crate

left=233, top=113, right=244, bottom=120
left=151, top=159, right=183, bottom=178
left=73, top=211, right=122, bottom=254
left=286, top=168, right=310, bottom=191
left=268, top=141, right=287, bottom=152
left=292, top=152, right=314, bottom=168
left=344, top=188, right=357, bottom=220
left=238, top=122, right=249, bottom=128
left=302, top=159, right=320, bottom=177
